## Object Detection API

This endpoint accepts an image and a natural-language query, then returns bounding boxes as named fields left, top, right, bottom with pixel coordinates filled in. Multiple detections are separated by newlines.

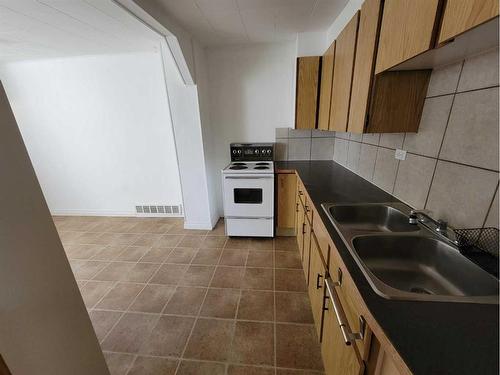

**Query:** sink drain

left=409, top=286, right=433, bottom=295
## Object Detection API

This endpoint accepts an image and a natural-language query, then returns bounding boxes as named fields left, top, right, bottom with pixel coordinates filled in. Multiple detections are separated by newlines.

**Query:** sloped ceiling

left=139, top=0, right=348, bottom=46
left=0, top=0, right=161, bottom=62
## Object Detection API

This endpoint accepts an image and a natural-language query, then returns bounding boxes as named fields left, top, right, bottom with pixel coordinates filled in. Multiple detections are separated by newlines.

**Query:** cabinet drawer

left=329, top=242, right=372, bottom=360
left=297, top=178, right=307, bottom=207
left=296, top=203, right=305, bottom=253
left=313, top=215, right=330, bottom=262
left=302, top=216, right=312, bottom=286
left=304, top=197, right=313, bottom=225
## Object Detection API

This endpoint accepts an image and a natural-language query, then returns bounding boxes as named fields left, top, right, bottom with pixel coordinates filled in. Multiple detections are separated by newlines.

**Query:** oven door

left=223, top=174, right=274, bottom=218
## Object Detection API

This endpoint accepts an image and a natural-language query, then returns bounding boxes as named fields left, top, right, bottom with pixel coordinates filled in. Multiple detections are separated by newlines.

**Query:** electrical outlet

left=395, top=149, right=407, bottom=161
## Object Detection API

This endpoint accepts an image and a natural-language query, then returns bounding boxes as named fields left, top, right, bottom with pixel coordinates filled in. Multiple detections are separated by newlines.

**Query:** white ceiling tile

left=308, top=0, right=348, bottom=29
left=203, top=10, right=247, bottom=37
left=195, top=0, right=238, bottom=13
left=0, top=0, right=159, bottom=62
left=236, top=0, right=315, bottom=11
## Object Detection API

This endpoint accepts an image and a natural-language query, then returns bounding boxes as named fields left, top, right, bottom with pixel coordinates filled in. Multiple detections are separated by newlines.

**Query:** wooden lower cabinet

left=308, top=231, right=327, bottom=339
left=321, top=289, right=365, bottom=375
left=296, top=202, right=305, bottom=256
left=365, top=336, right=402, bottom=375
left=283, top=173, right=407, bottom=375
left=276, top=173, right=297, bottom=235
left=330, top=243, right=372, bottom=360
left=302, top=216, right=312, bottom=285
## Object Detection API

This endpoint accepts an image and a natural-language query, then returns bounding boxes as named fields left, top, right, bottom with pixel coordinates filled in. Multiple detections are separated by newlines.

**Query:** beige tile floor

left=54, top=215, right=324, bottom=375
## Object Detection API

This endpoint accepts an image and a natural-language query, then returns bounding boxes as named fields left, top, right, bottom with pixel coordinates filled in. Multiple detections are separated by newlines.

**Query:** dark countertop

left=275, top=160, right=499, bottom=375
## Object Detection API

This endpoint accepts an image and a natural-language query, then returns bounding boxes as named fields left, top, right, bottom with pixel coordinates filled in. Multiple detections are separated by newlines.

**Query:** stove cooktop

left=223, top=161, right=274, bottom=174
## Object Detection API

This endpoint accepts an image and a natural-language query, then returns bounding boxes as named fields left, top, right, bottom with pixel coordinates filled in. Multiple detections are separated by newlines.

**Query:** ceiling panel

left=236, top=0, right=315, bottom=11
left=196, top=0, right=238, bottom=13
left=0, top=0, right=161, bottom=62
left=149, top=0, right=347, bottom=46
left=203, top=10, right=247, bottom=37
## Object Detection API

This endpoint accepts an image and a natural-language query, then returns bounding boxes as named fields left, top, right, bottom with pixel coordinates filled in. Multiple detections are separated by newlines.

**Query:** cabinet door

left=308, top=232, right=327, bottom=339
left=347, top=0, right=382, bottom=134
left=296, top=56, right=321, bottom=129
left=322, top=279, right=364, bottom=375
left=302, top=217, right=312, bottom=285
left=296, top=203, right=305, bottom=257
left=438, top=0, right=499, bottom=44
left=330, top=243, right=372, bottom=360
left=375, top=0, right=441, bottom=73
left=277, top=173, right=297, bottom=235
left=318, top=42, right=336, bottom=131
left=329, top=12, right=359, bottom=132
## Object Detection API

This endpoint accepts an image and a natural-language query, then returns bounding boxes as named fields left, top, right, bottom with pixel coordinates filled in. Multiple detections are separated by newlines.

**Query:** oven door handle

left=225, top=176, right=274, bottom=179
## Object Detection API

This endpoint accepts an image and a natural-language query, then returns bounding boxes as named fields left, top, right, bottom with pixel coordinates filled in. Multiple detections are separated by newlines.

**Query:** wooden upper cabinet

left=347, top=0, right=383, bottom=133
left=375, top=0, right=441, bottom=73
left=295, top=56, right=321, bottom=129
left=329, top=12, right=359, bottom=131
left=438, top=0, right=499, bottom=44
left=318, top=42, right=336, bottom=131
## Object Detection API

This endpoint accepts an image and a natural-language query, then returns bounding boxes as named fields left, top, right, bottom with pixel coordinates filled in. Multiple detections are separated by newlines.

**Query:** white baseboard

left=184, top=221, right=214, bottom=230
left=51, top=208, right=183, bottom=218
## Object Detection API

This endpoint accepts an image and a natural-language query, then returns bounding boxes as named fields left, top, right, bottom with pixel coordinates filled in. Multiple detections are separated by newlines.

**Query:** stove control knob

left=232, top=150, right=236, bottom=154
left=255, top=149, right=260, bottom=154
left=266, top=149, right=271, bottom=155
left=237, top=150, right=242, bottom=154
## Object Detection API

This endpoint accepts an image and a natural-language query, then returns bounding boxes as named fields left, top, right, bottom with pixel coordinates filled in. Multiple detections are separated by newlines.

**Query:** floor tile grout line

left=97, top=245, right=168, bottom=350
left=174, top=235, right=219, bottom=375
left=65, top=218, right=323, bottom=372
left=122, top=236, right=202, bottom=375
left=89, top=309, right=315, bottom=326
left=102, top=349, right=325, bottom=373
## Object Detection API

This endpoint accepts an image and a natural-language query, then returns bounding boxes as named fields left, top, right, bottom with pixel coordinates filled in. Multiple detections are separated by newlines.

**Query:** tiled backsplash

left=276, top=48, right=499, bottom=230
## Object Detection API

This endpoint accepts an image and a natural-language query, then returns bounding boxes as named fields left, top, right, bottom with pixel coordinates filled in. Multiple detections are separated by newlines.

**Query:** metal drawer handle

left=325, top=277, right=365, bottom=346
left=316, top=273, right=323, bottom=289
left=302, top=222, right=306, bottom=234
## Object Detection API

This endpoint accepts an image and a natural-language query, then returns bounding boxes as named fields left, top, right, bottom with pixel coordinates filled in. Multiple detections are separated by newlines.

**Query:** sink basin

left=352, top=235, right=499, bottom=302
left=326, top=203, right=419, bottom=232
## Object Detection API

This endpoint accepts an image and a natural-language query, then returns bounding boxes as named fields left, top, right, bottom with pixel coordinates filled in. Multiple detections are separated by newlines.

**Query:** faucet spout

left=408, top=210, right=458, bottom=245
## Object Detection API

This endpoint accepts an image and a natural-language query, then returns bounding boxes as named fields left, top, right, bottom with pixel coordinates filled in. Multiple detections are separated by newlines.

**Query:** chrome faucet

left=409, top=210, right=459, bottom=245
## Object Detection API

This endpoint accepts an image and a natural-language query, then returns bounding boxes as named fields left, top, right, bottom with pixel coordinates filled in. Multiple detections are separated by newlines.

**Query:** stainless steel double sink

left=322, top=202, right=499, bottom=304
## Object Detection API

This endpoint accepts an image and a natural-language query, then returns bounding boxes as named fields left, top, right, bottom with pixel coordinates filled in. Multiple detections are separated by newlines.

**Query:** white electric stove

left=222, top=143, right=275, bottom=237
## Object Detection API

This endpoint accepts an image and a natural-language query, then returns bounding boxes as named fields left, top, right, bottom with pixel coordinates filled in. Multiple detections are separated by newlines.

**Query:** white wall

left=0, top=51, right=183, bottom=216
left=160, top=41, right=214, bottom=229
left=297, top=31, right=328, bottom=57
left=192, top=40, right=220, bottom=227
left=207, top=41, right=297, bottom=214
left=0, top=81, right=109, bottom=375
left=327, top=0, right=363, bottom=43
